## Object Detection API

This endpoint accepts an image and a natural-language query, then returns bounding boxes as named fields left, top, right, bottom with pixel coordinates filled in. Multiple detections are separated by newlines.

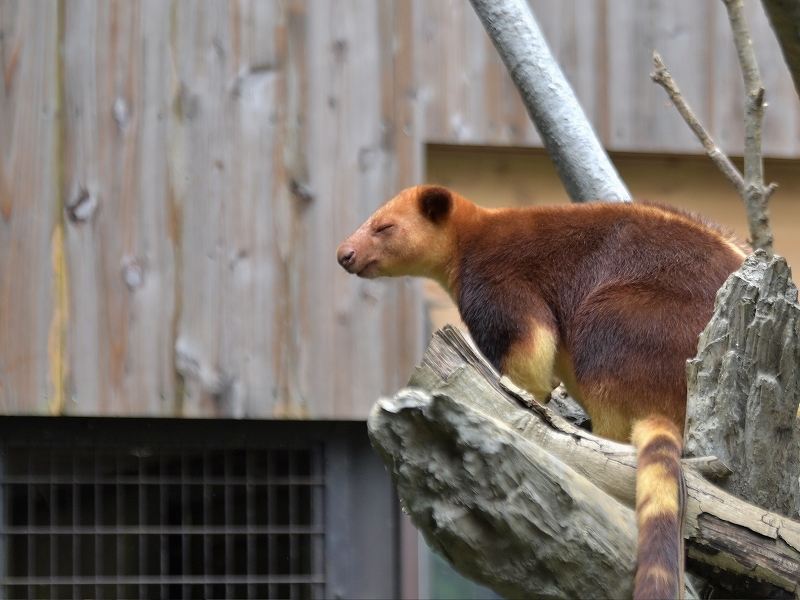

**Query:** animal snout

left=337, top=246, right=356, bottom=270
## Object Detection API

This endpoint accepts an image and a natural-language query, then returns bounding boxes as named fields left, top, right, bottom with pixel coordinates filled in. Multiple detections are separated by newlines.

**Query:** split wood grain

left=368, top=325, right=800, bottom=598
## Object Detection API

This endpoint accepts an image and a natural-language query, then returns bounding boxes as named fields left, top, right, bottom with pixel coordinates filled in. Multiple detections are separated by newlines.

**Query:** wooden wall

left=1, top=0, right=798, bottom=418
left=0, top=1, right=60, bottom=415
left=416, top=0, right=800, bottom=157
left=0, top=0, right=422, bottom=418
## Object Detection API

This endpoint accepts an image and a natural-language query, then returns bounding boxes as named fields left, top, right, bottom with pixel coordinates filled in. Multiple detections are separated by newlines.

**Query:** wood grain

left=61, top=0, right=176, bottom=415
left=372, top=325, right=800, bottom=597
left=0, top=1, right=59, bottom=414
left=2, top=1, right=422, bottom=418
left=172, top=1, right=281, bottom=417
left=686, top=252, right=800, bottom=519
left=5, top=1, right=800, bottom=418
left=417, top=0, right=800, bottom=157
left=310, top=0, right=423, bottom=418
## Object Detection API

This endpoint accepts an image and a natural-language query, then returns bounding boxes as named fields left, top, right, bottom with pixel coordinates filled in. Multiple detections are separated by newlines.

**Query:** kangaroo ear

left=418, top=186, right=453, bottom=224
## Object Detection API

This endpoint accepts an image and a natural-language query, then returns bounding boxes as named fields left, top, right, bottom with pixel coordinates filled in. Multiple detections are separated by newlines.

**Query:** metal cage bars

left=0, top=445, right=325, bottom=599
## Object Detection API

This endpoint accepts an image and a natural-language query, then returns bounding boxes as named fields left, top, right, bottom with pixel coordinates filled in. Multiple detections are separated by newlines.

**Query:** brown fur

left=337, top=185, right=748, bottom=598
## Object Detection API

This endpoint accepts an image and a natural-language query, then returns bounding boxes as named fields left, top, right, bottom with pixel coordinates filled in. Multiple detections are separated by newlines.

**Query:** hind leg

left=569, top=283, right=693, bottom=441
left=502, top=319, right=559, bottom=403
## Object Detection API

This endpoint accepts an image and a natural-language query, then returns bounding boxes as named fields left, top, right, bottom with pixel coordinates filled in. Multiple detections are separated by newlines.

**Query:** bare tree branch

left=651, top=52, right=746, bottom=197
left=723, top=0, right=775, bottom=254
left=726, top=0, right=762, bottom=87
left=467, top=0, right=631, bottom=203
left=651, top=1, right=777, bottom=254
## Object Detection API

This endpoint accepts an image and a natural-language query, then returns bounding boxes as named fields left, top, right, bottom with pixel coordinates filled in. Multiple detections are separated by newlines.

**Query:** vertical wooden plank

left=460, top=3, right=491, bottom=144
left=595, top=0, right=611, bottom=144
left=400, top=0, right=429, bottom=403
left=563, top=1, right=603, bottom=133
left=416, top=0, right=463, bottom=143
left=482, top=18, right=535, bottom=146
left=61, top=0, right=104, bottom=413
left=529, top=0, right=603, bottom=144
left=413, top=0, right=438, bottom=142
left=135, top=0, right=178, bottom=414
left=310, top=0, right=385, bottom=416
left=305, top=0, right=421, bottom=417
left=61, top=0, right=175, bottom=415
left=172, top=1, right=230, bottom=417
left=399, top=0, right=424, bottom=190
left=379, top=0, right=424, bottom=401
left=173, top=0, right=283, bottom=417
left=233, top=0, right=287, bottom=419
left=0, top=0, right=60, bottom=414
left=708, top=1, right=745, bottom=156
left=652, top=0, right=711, bottom=153
left=272, top=0, right=311, bottom=418
left=473, top=0, right=534, bottom=146
left=436, top=0, right=466, bottom=142
left=606, top=0, right=710, bottom=153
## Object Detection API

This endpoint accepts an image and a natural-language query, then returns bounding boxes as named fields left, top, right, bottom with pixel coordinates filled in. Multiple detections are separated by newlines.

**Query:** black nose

left=337, top=248, right=355, bottom=268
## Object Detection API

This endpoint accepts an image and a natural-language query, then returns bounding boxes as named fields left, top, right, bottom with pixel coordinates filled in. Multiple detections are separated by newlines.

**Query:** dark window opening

left=0, top=426, right=325, bottom=600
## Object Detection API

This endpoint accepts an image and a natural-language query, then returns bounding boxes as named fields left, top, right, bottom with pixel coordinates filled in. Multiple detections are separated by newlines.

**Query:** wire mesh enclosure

left=0, top=441, right=325, bottom=599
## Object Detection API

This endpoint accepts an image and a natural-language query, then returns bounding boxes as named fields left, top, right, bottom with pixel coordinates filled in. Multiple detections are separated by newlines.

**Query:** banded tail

left=631, top=416, right=686, bottom=600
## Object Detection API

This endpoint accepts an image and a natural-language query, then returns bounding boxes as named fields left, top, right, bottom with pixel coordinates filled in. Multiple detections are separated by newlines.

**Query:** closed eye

left=374, top=223, right=394, bottom=234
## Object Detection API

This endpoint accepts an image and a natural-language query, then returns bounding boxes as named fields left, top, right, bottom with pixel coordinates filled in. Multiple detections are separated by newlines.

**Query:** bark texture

left=467, top=0, right=631, bottom=203
left=370, top=389, right=638, bottom=600
left=368, top=325, right=800, bottom=599
left=722, top=0, right=775, bottom=254
left=686, top=251, right=800, bottom=519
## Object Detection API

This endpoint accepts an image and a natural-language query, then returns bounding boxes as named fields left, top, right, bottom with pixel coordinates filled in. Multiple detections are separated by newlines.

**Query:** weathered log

left=368, top=325, right=800, bottom=598
left=371, top=387, right=638, bottom=600
left=686, top=251, right=800, bottom=519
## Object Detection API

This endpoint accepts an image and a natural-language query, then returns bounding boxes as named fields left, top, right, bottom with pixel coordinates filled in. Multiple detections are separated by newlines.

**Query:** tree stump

left=686, top=251, right=800, bottom=520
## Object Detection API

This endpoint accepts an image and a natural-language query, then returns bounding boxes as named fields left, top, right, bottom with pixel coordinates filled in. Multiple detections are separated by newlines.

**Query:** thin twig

left=650, top=52, right=745, bottom=197
left=722, top=0, right=774, bottom=254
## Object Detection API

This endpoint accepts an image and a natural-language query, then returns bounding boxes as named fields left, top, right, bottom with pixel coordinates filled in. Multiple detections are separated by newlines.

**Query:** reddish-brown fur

left=337, top=185, right=748, bottom=598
